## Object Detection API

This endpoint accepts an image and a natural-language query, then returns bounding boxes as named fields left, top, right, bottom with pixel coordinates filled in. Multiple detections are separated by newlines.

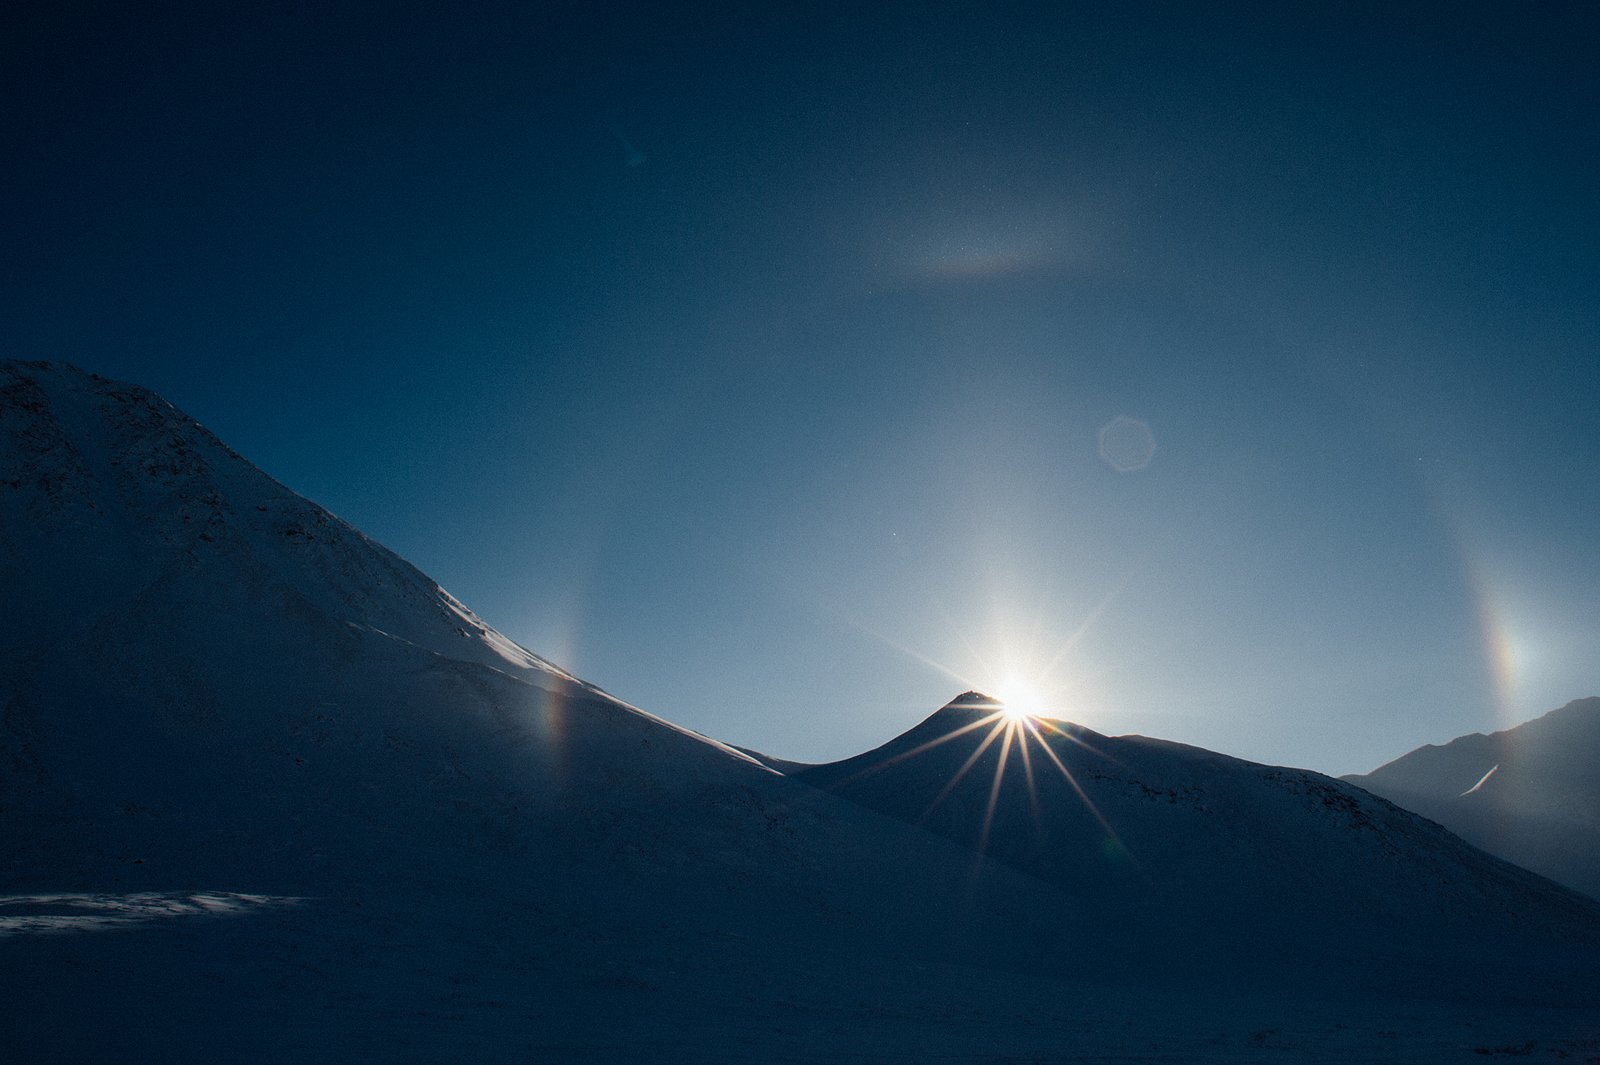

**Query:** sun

left=994, top=675, right=1049, bottom=720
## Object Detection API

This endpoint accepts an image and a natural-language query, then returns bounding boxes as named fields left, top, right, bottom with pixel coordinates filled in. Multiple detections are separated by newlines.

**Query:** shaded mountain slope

left=1345, top=697, right=1600, bottom=899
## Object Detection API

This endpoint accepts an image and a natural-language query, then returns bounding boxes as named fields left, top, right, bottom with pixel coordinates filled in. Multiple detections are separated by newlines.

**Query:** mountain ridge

left=1345, top=696, right=1600, bottom=899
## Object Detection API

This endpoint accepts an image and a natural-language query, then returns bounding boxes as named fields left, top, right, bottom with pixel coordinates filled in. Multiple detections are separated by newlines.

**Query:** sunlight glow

left=995, top=676, right=1049, bottom=720
left=899, top=698, right=1133, bottom=868
left=825, top=573, right=1136, bottom=861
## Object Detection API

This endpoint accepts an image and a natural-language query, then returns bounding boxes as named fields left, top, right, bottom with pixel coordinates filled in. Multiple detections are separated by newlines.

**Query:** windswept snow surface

left=1347, top=697, right=1600, bottom=900
left=4, top=362, right=1600, bottom=1062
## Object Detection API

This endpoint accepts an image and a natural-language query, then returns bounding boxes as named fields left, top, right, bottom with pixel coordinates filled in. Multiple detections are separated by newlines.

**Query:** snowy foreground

left=4, top=361, right=1599, bottom=1062
left=7, top=890, right=1597, bottom=1064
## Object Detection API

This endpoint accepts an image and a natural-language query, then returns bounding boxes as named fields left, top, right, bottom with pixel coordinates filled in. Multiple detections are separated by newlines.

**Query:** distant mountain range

left=4, top=360, right=1598, bottom=1062
left=1345, top=697, right=1600, bottom=900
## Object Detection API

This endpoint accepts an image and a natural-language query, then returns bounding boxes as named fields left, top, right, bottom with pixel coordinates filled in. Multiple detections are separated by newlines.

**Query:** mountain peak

left=937, top=689, right=1005, bottom=716
left=2, top=357, right=594, bottom=696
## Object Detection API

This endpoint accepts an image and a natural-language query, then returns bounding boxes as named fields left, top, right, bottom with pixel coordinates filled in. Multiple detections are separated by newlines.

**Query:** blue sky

left=6, top=3, right=1597, bottom=773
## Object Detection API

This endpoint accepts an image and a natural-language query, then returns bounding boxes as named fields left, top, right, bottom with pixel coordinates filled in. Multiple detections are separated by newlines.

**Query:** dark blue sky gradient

left=6, top=3, right=1597, bottom=771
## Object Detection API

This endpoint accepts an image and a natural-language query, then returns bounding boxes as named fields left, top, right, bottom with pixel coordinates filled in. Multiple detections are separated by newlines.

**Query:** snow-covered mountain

left=4, top=360, right=1600, bottom=1062
left=1345, top=697, right=1600, bottom=900
left=785, top=691, right=1600, bottom=981
left=2, top=360, right=1128, bottom=1060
